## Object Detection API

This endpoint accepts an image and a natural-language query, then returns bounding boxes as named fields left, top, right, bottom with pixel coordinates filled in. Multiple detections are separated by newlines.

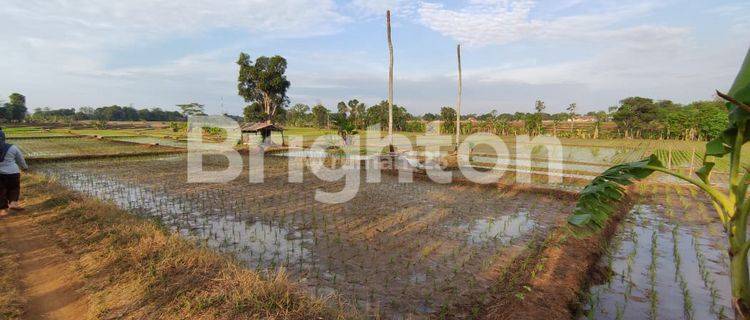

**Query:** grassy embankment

left=0, top=174, right=348, bottom=319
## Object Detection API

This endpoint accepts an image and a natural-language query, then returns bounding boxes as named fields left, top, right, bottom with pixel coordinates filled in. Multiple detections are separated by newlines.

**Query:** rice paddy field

left=7, top=137, right=182, bottom=159
left=37, top=154, right=574, bottom=317
left=108, top=136, right=188, bottom=148
left=7, top=125, right=739, bottom=319
left=582, top=185, right=732, bottom=320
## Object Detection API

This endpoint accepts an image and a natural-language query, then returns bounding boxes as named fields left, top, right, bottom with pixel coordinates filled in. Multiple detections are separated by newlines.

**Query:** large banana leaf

left=568, top=48, right=750, bottom=232
left=567, top=155, right=663, bottom=229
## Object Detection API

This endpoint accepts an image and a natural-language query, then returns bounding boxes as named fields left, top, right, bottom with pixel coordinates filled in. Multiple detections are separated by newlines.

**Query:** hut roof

left=240, top=122, right=284, bottom=132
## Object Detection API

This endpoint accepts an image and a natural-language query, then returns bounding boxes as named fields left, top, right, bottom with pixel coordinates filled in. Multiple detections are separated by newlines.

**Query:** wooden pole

left=668, top=146, right=673, bottom=170
left=689, top=146, right=696, bottom=174
left=456, top=43, right=462, bottom=148
left=387, top=10, right=394, bottom=152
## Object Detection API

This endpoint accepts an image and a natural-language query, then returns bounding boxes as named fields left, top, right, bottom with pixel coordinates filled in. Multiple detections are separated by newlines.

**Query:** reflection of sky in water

left=466, top=212, right=535, bottom=244
left=275, top=150, right=374, bottom=160
left=38, top=167, right=311, bottom=270
left=584, top=205, right=731, bottom=320
left=202, top=215, right=310, bottom=266
left=37, top=157, right=564, bottom=318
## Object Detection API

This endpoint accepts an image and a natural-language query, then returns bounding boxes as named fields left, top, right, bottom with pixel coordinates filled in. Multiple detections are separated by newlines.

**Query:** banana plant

left=568, top=48, right=750, bottom=317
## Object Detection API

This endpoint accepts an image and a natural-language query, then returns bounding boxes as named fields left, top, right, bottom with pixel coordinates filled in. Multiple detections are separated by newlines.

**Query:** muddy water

left=37, top=154, right=570, bottom=318
left=583, top=202, right=731, bottom=320
left=44, top=170, right=312, bottom=268
left=465, top=212, right=535, bottom=245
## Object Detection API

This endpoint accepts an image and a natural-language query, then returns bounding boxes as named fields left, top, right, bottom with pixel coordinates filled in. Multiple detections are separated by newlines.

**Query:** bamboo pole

left=387, top=10, right=394, bottom=151
left=668, top=146, right=673, bottom=170
left=456, top=44, right=462, bottom=148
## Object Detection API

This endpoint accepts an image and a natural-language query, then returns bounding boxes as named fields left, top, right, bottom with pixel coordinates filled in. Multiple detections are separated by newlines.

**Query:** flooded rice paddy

left=22, top=136, right=735, bottom=319
left=582, top=185, right=731, bottom=320
left=109, top=136, right=188, bottom=148
left=9, top=137, right=179, bottom=158
left=38, top=154, right=574, bottom=318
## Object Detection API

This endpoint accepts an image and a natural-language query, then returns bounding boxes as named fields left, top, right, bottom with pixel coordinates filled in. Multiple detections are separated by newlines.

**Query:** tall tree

left=346, top=99, right=366, bottom=129
left=534, top=100, right=546, bottom=113
left=693, top=100, right=728, bottom=140
left=288, top=103, right=311, bottom=127
left=311, top=104, right=330, bottom=129
left=5, top=93, right=27, bottom=122
left=331, top=103, right=358, bottom=143
left=612, top=97, right=658, bottom=138
left=566, top=102, right=577, bottom=131
left=440, top=107, right=456, bottom=135
left=365, top=101, right=411, bottom=131
left=524, top=113, right=543, bottom=136
left=592, top=111, right=608, bottom=139
left=237, top=52, right=290, bottom=124
left=243, top=102, right=266, bottom=123
left=177, top=103, right=206, bottom=116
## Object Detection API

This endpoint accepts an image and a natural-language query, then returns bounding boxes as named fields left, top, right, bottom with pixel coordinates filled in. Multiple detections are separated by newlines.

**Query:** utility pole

left=387, top=10, right=394, bottom=152
left=456, top=44, right=462, bottom=148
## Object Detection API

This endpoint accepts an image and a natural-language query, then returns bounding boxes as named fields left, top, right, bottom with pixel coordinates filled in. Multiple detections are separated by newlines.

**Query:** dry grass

left=0, top=241, right=23, bottom=319
left=20, top=174, right=348, bottom=319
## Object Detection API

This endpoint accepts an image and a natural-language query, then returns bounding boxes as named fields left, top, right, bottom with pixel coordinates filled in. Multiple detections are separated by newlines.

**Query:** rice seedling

left=672, top=224, right=695, bottom=319
left=648, top=229, right=659, bottom=320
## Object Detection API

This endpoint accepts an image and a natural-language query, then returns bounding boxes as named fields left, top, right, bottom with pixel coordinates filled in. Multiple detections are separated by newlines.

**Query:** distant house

left=240, top=122, right=284, bottom=145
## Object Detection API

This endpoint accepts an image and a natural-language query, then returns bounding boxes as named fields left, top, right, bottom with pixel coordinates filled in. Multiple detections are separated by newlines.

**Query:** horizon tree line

left=11, top=48, right=730, bottom=142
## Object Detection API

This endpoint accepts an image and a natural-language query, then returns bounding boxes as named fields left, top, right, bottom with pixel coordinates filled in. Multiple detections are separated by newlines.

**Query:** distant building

left=240, top=122, right=284, bottom=145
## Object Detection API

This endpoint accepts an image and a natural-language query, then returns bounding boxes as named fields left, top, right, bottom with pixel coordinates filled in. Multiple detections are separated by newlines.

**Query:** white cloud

left=416, top=0, right=673, bottom=46
left=417, top=0, right=539, bottom=46
left=711, top=2, right=750, bottom=38
left=0, top=0, right=352, bottom=110
left=411, top=0, right=742, bottom=110
left=349, top=0, right=419, bottom=17
left=0, top=0, right=351, bottom=74
left=2, top=0, right=349, bottom=40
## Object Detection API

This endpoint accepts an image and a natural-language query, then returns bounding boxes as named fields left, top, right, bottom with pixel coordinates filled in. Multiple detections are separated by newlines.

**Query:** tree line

left=30, top=105, right=187, bottom=122
left=262, top=96, right=726, bottom=141
left=610, top=97, right=726, bottom=140
left=260, top=100, right=423, bottom=132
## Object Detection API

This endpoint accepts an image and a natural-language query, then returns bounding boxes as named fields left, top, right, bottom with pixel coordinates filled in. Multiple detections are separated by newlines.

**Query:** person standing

left=0, top=130, right=28, bottom=216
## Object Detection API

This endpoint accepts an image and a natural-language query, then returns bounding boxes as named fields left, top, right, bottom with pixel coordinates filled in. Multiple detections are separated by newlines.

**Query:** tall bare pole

left=387, top=10, right=394, bottom=151
left=456, top=44, right=462, bottom=147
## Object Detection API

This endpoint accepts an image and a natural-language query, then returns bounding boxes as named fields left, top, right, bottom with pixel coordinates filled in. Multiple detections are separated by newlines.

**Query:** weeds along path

left=0, top=212, right=90, bottom=319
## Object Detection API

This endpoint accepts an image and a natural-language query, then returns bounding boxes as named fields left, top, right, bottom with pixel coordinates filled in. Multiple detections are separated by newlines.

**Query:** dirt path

left=0, top=213, right=89, bottom=319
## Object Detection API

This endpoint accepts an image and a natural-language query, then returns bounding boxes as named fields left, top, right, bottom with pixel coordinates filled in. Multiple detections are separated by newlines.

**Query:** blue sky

left=1, top=0, right=748, bottom=115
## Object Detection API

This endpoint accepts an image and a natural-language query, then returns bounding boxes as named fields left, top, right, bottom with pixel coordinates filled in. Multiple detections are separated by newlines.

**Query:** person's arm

left=12, top=146, right=28, bottom=171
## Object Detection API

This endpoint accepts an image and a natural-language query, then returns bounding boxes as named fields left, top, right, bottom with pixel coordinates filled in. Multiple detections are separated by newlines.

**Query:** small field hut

left=241, top=122, right=284, bottom=145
